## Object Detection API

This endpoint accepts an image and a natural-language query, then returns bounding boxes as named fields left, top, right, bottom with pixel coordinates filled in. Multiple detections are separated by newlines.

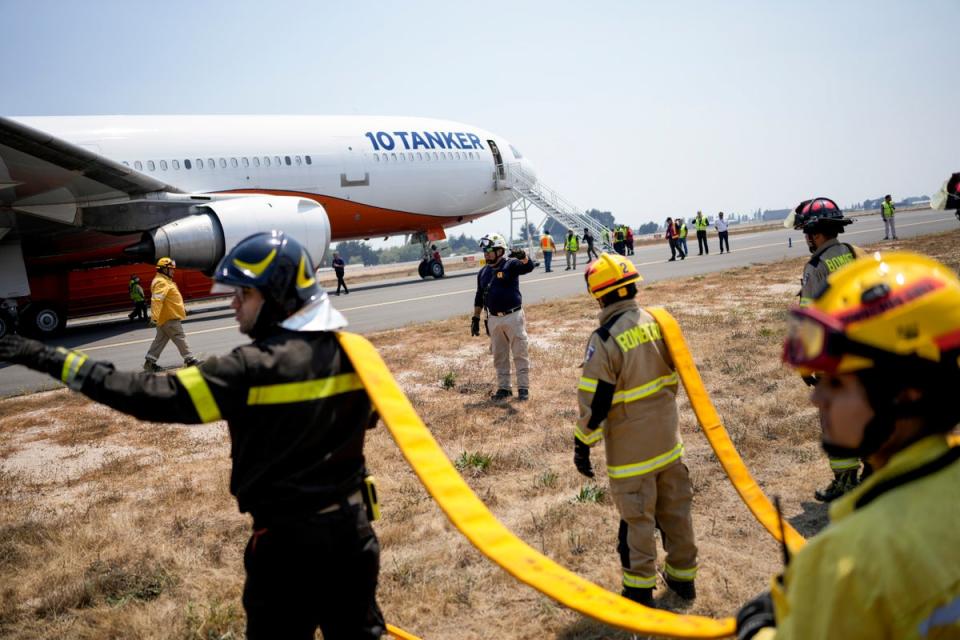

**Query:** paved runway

left=1, top=208, right=955, bottom=397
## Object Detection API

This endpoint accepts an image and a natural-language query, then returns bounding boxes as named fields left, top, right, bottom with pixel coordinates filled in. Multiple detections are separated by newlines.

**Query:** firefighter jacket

left=73, top=330, right=374, bottom=523
left=799, top=238, right=862, bottom=306
left=575, top=299, right=682, bottom=494
left=150, top=272, right=187, bottom=325
left=752, top=434, right=960, bottom=640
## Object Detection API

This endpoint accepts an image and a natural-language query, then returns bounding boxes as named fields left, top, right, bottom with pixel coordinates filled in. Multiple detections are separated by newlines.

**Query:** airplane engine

left=128, top=195, right=331, bottom=273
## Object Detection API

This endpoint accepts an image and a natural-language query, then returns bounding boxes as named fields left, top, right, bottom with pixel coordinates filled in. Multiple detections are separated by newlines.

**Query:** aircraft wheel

left=22, top=302, right=66, bottom=338
left=418, top=260, right=430, bottom=279
left=429, top=260, right=445, bottom=279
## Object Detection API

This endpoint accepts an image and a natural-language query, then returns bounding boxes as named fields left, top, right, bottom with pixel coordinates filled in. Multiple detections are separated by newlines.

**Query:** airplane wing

left=0, top=116, right=182, bottom=226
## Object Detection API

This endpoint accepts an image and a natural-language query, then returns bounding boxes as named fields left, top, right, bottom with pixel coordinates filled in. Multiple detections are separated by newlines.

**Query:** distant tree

left=518, top=222, right=538, bottom=242
left=585, top=208, right=616, bottom=230
left=637, top=222, right=659, bottom=234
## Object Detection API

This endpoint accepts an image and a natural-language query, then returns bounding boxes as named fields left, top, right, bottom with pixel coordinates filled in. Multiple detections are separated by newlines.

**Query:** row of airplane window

left=121, top=149, right=480, bottom=172
left=372, top=150, right=480, bottom=162
left=122, top=155, right=314, bottom=172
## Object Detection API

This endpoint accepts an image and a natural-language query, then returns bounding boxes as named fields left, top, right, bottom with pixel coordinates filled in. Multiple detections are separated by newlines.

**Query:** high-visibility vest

left=566, top=235, right=579, bottom=251
left=695, top=217, right=708, bottom=231
left=540, top=235, right=554, bottom=251
left=129, top=280, right=144, bottom=302
left=679, top=224, right=688, bottom=239
left=881, top=201, right=895, bottom=218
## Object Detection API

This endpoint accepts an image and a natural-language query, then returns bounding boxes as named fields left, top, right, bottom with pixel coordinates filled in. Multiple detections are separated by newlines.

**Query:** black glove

left=509, top=248, right=526, bottom=260
left=0, top=334, right=46, bottom=366
left=470, top=316, right=481, bottom=337
left=802, top=374, right=818, bottom=387
left=736, top=591, right=776, bottom=640
left=573, top=439, right=594, bottom=478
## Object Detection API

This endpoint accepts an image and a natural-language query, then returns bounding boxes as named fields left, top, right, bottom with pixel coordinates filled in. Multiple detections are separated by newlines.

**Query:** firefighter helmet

left=585, top=252, right=643, bottom=300
left=212, top=231, right=326, bottom=339
left=156, top=257, right=176, bottom=270
left=479, top=233, right=508, bottom=252
left=788, top=197, right=852, bottom=235
left=783, top=251, right=960, bottom=376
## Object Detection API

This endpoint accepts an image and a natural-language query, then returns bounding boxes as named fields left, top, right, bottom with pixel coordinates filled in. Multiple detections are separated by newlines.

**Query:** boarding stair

left=495, top=162, right=615, bottom=254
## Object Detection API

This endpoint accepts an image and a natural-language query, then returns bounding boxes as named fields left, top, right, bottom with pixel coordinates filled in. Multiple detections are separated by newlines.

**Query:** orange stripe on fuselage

left=220, top=188, right=492, bottom=240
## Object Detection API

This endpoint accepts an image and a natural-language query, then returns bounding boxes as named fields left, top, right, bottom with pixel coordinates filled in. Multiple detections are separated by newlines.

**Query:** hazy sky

left=2, top=0, right=956, bottom=241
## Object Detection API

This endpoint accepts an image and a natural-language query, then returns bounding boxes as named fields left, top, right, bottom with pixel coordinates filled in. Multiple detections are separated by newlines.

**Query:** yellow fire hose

left=647, top=308, right=807, bottom=554
left=338, top=331, right=735, bottom=639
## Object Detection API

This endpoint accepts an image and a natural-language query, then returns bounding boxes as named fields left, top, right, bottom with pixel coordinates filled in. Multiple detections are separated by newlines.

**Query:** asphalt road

left=1, top=208, right=955, bottom=397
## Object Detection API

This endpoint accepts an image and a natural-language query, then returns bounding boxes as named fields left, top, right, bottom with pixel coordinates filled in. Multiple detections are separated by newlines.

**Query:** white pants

left=487, top=310, right=530, bottom=390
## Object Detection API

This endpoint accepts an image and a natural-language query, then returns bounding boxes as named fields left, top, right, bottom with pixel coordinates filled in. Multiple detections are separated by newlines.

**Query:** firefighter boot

left=491, top=388, right=513, bottom=401
left=621, top=586, right=655, bottom=607
left=517, top=388, right=529, bottom=401
left=143, top=359, right=163, bottom=373
left=814, top=469, right=859, bottom=502
left=666, top=578, right=696, bottom=601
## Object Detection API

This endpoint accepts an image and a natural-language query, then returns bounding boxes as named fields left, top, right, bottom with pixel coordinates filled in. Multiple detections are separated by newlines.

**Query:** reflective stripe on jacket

left=566, top=236, right=579, bottom=251
left=695, top=217, right=708, bottom=231
left=540, top=235, right=555, bottom=251
left=575, top=300, right=682, bottom=492
left=758, top=435, right=960, bottom=639
left=150, top=273, right=186, bottom=325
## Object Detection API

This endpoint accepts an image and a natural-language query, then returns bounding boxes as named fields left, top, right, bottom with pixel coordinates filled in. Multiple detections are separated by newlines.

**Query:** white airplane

left=0, top=115, right=535, bottom=336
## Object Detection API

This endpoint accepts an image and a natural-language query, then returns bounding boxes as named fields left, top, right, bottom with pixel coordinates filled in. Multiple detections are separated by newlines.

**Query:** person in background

left=565, top=230, right=580, bottom=271
left=540, top=231, right=556, bottom=272
left=676, top=218, right=689, bottom=258
left=665, top=217, right=678, bottom=261
left=583, top=227, right=599, bottom=261
left=0, top=231, right=387, bottom=639
left=715, top=212, right=730, bottom=254
left=881, top=194, right=897, bottom=240
left=694, top=211, right=710, bottom=255
left=471, top=233, right=536, bottom=401
left=673, top=219, right=686, bottom=260
left=128, top=274, right=148, bottom=321
left=332, top=252, right=349, bottom=296
left=144, top=257, right=199, bottom=372
left=625, top=226, right=635, bottom=255
left=736, top=251, right=960, bottom=640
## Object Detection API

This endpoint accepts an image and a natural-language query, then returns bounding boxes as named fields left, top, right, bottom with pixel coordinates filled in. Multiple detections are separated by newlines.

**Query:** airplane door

left=487, top=140, right=505, bottom=179
left=340, top=144, right=370, bottom=193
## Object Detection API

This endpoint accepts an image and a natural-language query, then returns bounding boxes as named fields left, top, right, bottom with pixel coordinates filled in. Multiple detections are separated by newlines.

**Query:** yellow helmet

left=783, top=251, right=960, bottom=376
left=156, top=257, right=176, bottom=270
left=585, top=252, right=643, bottom=299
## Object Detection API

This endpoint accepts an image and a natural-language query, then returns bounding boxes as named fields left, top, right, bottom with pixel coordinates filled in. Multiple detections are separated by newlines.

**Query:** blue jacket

left=473, top=257, right=535, bottom=314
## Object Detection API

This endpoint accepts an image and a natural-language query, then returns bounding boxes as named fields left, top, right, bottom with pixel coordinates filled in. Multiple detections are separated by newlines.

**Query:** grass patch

left=454, top=451, right=493, bottom=475
left=573, top=484, right=606, bottom=503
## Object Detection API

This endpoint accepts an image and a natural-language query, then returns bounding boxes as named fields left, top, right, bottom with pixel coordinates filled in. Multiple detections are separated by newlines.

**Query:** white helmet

left=479, top=233, right=508, bottom=251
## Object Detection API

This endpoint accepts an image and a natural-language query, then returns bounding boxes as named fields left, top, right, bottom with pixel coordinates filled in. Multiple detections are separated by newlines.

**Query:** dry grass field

left=1, top=230, right=957, bottom=640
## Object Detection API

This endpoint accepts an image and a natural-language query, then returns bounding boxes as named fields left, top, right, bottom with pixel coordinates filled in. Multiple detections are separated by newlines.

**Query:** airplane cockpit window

left=510, top=145, right=523, bottom=159
left=305, top=155, right=312, bottom=165
left=172, top=160, right=180, bottom=170
left=160, top=160, right=168, bottom=170
left=284, top=156, right=292, bottom=166
left=147, top=160, right=156, bottom=171
left=135, top=161, right=143, bottom=170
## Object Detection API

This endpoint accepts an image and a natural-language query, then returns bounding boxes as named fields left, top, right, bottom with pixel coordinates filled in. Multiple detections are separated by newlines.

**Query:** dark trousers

left=128, top=301, right=148, bottom=320
left=586, top=244, right=599, bottom=260
left=668, top=239, right=677, bottom=260
left=243, top=506, right=384, bottom=640
left=334, top=269, right=348, bottom=294
left=719, top=231, right=730, bottom=253
left=696, top=230, right=709, bottom=254
left=614, top=241, right=625, bottom=255
left=626, top=240, right=634, bottom=255
left=543, top=251, right=553, bottom=271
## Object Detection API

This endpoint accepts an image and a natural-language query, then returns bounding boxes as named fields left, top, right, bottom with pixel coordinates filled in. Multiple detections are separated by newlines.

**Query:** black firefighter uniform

left=575, top=299, right=699, bottom=590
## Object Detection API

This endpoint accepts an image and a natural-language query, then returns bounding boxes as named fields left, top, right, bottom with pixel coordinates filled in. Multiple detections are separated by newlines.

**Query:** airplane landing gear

left=413, top=232, right=445, bottom=279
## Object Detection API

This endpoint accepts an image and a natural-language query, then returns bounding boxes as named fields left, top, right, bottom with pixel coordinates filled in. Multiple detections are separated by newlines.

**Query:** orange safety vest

left=540, top=235, right=555, bottom=251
